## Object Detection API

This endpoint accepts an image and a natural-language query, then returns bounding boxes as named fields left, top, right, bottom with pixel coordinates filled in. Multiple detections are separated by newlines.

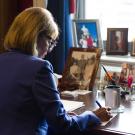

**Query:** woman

left=0, top=7, right=112, bottom=135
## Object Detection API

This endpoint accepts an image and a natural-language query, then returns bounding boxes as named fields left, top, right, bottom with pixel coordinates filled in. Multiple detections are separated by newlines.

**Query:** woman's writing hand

left=93, top=107, right=112, bottom=122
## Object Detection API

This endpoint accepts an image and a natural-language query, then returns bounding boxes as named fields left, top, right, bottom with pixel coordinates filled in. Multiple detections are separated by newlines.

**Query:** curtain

left=76, top=0, right=85, bottom=19
left=46, top=0, right=73, bottom=74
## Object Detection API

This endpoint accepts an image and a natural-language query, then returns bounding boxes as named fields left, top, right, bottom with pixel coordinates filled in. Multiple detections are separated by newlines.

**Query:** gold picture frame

left=59, top=47, right=102, bottom=91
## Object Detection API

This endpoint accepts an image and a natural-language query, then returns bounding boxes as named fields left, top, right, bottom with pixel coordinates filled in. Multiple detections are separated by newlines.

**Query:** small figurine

left=128, top=75, right=133, bottom=89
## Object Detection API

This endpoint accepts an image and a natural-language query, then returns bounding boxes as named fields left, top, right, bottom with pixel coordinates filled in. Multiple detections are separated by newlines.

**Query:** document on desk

left=61, top=99, right=84, bottom=112
left=101, top=113, right=117, bottom=126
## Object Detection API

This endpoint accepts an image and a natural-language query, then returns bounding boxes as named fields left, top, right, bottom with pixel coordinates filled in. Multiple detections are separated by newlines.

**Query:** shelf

left=100, top=52, right=135, bottom=66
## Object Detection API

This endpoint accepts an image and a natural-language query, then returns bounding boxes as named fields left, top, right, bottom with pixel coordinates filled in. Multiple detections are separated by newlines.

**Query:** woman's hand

left=93, top=107, right=113, bottom=122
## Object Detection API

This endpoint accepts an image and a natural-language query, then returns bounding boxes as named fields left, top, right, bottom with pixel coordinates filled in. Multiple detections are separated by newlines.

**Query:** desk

left=78, top=91, right=135, bottom=135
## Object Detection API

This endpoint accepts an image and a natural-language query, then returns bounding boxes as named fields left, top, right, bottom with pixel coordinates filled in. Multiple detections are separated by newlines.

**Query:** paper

left=61, top=99, right=84, bottom=112
left=61, top=90, right=78, bottom=97
left=101, top=113, right=117, bottom=126
left=74, top=90, right=92, bottom=95
left=61, top=90, right=91, bottom=97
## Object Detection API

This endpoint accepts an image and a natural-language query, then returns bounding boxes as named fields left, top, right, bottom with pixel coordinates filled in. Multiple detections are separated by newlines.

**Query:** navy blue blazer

left=0, top=50, right=101, bottom=135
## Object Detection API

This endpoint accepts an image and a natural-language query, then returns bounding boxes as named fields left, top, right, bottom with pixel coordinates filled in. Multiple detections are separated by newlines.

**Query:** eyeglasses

left=46, top=36, right=58, bottom=52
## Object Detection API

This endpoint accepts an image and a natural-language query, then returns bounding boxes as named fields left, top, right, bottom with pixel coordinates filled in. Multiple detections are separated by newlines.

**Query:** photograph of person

left=78, top=25, right=94, bottom=48
left=110, top=30, right=126, bottom=52
left=0, top=7, right=112, bottom=135
left=112, top=31, right=124, bottom=51
left=106, top=28, right=128, bottom=55
left=74, top=20, right=101, bottom=48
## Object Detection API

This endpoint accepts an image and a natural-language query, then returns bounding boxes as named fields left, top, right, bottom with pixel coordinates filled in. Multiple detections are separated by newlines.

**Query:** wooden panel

left=0, top=0, right=18, bottom=52
left=0, top=0, right=34, bottom=52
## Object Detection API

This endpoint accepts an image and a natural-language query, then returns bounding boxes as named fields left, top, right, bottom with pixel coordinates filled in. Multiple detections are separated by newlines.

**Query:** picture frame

left=106, top=28, right=128, bottom=55
left=72, top=19, right=102, bottom=48
left=131, top=38, right=135, bottom=56
left=58, top=47, right=102, bottom=91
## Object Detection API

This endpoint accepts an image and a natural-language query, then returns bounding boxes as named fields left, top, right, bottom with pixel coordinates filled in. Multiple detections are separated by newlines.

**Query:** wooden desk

left=82, top=91, right=135, bottom=135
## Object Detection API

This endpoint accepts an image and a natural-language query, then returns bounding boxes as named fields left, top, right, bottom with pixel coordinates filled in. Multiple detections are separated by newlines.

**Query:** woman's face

left=37, top=34, right=57, bottom=58
left=37, top=36, right=48, bottom=58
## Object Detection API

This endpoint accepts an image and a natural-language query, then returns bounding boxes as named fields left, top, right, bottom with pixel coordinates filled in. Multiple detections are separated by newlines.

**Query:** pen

left=96, top=100, right=102, bottom=108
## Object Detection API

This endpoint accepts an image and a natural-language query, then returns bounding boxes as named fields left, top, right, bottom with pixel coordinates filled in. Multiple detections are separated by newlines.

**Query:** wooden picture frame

left=106, top=28, right=128, bottom=55
left=59, top=47, right=102, bottom=91
left=73, top=19, right=102, bottom=48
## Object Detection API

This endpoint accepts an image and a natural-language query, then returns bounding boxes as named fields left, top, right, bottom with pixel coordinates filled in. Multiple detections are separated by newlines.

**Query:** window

left=85, top=0, right=135, bottom=42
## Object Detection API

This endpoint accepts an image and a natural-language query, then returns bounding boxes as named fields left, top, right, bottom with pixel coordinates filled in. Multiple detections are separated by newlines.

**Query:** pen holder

left=104, top=85, right=121, bottom=109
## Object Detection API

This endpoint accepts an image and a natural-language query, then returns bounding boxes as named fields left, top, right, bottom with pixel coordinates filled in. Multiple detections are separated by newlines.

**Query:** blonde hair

left=4, top=7, right=59, bottom=55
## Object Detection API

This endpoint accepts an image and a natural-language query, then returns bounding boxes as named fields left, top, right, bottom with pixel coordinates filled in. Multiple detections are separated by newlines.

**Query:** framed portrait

left=106, top=28, right=128, bottom=55
left=72, top=19, right=102, bottom=48
left=131, top=38, right=135, bottom=56
left=58, top=47, right=102, bottom=91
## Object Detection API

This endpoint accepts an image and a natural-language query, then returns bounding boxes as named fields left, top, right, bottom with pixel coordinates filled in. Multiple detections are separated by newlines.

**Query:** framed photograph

left=58, top=47, right=102, bottom=91
left=131, top=38, right=135, bottom=56
left=73, top=19, right=102, bottom=48
left=106, top=28, right=128, bottom=55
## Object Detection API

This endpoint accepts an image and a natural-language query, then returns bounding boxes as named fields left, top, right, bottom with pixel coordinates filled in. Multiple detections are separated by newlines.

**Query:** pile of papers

left=61, top=90, right=92, bottom=100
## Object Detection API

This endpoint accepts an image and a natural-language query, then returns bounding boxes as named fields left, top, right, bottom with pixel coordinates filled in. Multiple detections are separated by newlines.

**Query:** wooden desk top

left=82, top=91, right=135, bottom=135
